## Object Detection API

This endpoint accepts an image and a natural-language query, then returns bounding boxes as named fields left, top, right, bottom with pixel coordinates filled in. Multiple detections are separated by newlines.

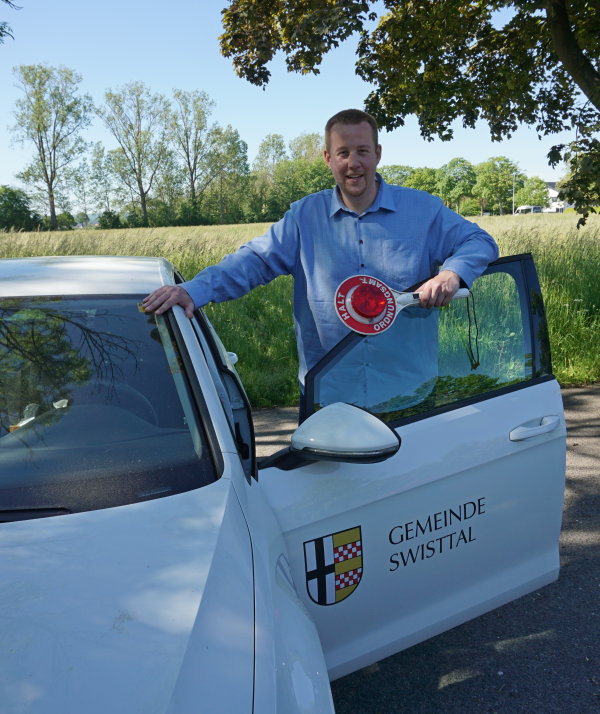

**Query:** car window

left=0, top=296, right=217, bottom=521
left=191, top=311, right=256, bottom=482
left=305, top=257, right=550, bottom=424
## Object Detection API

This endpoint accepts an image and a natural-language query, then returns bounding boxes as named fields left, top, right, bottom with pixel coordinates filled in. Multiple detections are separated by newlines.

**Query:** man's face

left=324, top=121, right=382, bottom=213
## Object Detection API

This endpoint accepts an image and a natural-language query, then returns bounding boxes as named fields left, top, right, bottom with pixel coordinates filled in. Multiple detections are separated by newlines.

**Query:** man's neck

left=337, top=179, right=380, bottom=215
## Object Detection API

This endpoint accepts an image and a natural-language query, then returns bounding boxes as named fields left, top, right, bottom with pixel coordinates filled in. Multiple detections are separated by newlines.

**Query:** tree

left=515, top=176, right=551, bottom=208
left=248, top=133, right=288, bottom=221
left=89, top=142, right=124, bottom=214
left=12, top=65, right=93, bottom=230
left=1, top=0, right=18, bottom=45
left=551, top=121, right=600, bottom=224
left=168, top=89, right=215, bottom=207
left=473, top=157, right=521, bottom=215
left=0, top=185, right=40, bottom=230
left=404, top=167, right=440, bottom=195
left=97, top=210, right=121, bottom=229
left=97, top=82, right=170, bottom=226
left=288, top=132, right=323, bottom=161
left=75, top=211, right=89, bottom=227
left=266, top=158, right=332, bottom=220
left=436, top=158, right=477, bottom=213
left=220, top=1, right=600, bottom=221
left=202, top=125, right=249, bottom=223
left=253, top=133, right=287, bottom=173
left=378, top=165, right=414, bottom=186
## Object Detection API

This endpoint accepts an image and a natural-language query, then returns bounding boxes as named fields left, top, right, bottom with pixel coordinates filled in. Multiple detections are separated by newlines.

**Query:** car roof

left=0, top=256, right=176, bottom=297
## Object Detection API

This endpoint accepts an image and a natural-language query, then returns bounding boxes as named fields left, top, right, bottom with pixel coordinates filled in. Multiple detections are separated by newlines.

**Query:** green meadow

left=1, top=213, right=599, bottom=406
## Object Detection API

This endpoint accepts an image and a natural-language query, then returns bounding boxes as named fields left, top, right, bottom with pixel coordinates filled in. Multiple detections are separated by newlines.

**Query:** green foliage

left=168, top=89, right=215, bottom=205
left=97, top=82, right=171, bottom=226
left=0, top=0, right=18, bottom=45
left=219, top=1, right=600, bottom=224
left=265, top=158, right=333, bottom=220
left=288, top=132, right=323, bottom=161
left=458, top=197, right=481, bottom=217
left=404, top=167, right=439, bottom=194
left=378, top=165, right=414, bottom=186
left=472, top=157, right=521, bottom=215
left=41, top=212, right=76, bottom=231
left=0, top=185, right=40, bottom=231
left=12, top=64, right=93, bottom=230
left=550, top=121, right=600, bottom=226
left=436, top=158, right=477, bottom=212
left=515, top=177, right=551, bottom=209
left=97, top=210, right=121, bottom=229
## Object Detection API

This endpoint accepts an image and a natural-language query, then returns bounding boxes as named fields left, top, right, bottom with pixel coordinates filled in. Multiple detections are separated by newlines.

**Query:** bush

left=97, top=210, right=121, bottom=229
left=0, top=185, right=41, bottom=231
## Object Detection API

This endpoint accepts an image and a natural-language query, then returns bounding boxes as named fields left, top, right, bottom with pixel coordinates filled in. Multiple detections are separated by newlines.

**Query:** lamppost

left=512, top=171, right=517, bottom=214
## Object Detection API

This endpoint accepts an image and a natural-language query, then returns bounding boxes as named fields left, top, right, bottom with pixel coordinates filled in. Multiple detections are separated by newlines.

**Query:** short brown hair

left=325, top=109, right=379, bottom=150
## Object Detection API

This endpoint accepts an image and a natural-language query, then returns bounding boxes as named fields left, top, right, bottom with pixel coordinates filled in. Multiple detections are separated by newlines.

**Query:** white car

left=0, top=255, right=565, bottom=713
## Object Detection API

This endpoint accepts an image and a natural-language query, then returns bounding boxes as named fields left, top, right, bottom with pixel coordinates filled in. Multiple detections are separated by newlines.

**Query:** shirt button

left=360, top=263, right=365, bottom=268
left=359, top=240, right=364, bottom=244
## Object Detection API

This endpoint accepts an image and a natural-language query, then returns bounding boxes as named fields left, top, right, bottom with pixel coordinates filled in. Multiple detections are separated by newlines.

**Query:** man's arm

left=420, top=203, right=499, bottom=307
left=142, top=215, right=299, bottom=316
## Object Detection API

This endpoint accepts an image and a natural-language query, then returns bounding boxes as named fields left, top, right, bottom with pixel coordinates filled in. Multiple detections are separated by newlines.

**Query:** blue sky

left=0, top=0, right=575, bottom=190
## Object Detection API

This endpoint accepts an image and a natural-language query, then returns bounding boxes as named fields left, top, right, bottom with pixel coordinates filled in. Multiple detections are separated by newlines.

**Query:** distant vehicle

left=515, top=205, right=543, bottom=214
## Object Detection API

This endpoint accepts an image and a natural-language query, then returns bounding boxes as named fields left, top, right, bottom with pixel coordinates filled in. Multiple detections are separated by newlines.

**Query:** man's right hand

left=142, top=285, right=195, bottom=318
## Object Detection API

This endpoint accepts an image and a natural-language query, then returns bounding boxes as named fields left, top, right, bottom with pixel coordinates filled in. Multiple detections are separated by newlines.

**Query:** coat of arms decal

left=304, top=526, right=363, bottom=605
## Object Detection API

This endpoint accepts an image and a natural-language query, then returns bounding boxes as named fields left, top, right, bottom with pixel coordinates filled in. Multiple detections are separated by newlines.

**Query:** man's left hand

left=417, top=270, right=461, bottom=308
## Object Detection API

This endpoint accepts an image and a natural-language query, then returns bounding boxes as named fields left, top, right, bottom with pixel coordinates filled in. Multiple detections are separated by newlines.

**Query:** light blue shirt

left=182, top=178, right=499, bottom=383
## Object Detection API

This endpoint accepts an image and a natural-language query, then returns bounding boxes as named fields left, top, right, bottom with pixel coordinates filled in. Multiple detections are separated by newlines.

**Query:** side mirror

left=260, top=402, right=400, bottom=471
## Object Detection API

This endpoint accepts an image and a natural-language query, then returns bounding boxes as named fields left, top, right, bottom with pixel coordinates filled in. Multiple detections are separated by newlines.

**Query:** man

left=143, top=109, right=498, bottom=388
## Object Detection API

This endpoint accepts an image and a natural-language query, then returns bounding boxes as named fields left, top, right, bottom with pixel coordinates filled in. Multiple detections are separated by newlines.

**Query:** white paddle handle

left=395, top=287, right=470, bottom=308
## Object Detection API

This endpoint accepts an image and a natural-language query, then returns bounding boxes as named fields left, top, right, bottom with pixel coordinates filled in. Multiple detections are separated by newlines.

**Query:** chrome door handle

left=509, top=415, right=561, bottom=442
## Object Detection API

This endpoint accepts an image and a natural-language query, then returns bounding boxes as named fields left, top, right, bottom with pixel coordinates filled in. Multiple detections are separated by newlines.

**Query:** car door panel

left=259, top=254, right=566, bottom=680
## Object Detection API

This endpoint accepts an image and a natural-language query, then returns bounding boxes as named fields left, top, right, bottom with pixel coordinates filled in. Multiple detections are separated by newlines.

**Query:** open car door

left=259, top=254, right=566, bottom=680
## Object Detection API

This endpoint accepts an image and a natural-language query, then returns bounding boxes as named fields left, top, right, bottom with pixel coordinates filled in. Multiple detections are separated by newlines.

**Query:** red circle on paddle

left=335, top=275, right=398, bottom=335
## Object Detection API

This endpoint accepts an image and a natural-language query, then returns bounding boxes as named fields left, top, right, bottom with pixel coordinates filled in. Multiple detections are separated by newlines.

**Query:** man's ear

left=323, top=148, right=331, bottom=167
left=376, top=144, right=382, bottom=165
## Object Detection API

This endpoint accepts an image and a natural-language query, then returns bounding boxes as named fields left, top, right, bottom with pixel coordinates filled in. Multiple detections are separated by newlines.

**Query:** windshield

left=0, top=297, right=216, bottom=521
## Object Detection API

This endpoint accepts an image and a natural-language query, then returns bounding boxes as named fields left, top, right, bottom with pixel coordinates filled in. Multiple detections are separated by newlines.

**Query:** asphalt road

left=253, top=386, right=599, bottom=714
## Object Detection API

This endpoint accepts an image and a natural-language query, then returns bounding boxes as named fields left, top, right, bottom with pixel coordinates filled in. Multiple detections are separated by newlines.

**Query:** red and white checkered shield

left=304, top=526, right=363, bottom=606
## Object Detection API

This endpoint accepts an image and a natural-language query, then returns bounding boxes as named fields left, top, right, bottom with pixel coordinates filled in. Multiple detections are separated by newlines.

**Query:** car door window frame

left=303, top=253, right=554, bottom=428
left=187, top=307, right=257, bottom=483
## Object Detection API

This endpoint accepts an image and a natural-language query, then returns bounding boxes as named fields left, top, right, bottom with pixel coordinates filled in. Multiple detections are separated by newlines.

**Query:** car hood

left=0, top=476, right=255, bottom=714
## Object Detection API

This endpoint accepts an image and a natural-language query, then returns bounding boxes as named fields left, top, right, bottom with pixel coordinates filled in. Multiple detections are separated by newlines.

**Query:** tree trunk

left=545, top=0, right=600, bottom=112
left=48, top=185, right=57, bottom=230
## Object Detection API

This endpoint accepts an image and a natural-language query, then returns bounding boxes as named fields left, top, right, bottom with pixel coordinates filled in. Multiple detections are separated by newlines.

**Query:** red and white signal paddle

left=335, top=275, right=470, bottom=335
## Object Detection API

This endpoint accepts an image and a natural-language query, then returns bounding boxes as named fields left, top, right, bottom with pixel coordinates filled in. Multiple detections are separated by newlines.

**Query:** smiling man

left=143, top=109, right=498, bottom=391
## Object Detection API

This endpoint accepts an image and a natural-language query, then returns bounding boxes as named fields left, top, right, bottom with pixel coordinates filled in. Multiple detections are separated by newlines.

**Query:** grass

left=2, top=213, right=599, bottom=405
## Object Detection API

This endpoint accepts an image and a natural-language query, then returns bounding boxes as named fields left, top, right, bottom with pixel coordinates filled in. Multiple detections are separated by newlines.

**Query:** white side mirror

left=291, top=402, right=400, bottom=463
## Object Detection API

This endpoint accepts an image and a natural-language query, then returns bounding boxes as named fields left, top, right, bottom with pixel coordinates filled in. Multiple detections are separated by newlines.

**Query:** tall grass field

left=1, top=214, right=599, bottom=406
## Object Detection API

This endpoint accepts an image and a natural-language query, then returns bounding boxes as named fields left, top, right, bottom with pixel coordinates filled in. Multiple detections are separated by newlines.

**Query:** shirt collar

left=329, top=173, right=397, bottom=217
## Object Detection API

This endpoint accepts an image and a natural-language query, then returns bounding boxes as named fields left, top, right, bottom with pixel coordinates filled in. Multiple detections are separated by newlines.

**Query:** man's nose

left=348, top=152, right=361, bottom=167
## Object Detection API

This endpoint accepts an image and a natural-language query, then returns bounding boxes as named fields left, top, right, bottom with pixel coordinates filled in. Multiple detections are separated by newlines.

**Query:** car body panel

left=244, top=476, right=335, bottom=714
left=259, top=255, right=565, bottom=679
left=0, top=255, right=175, bottom=296
left=0, top=476, right=255, bottom=714
left=260, top=379, right=565, bottom=679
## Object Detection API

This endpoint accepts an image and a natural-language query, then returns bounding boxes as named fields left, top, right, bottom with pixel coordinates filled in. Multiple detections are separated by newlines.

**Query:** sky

left=0, top=0, right=576, bottom=192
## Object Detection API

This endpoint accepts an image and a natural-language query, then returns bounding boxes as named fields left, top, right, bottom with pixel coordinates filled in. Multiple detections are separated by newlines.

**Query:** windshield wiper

left=0, top=507, right=71, bottom=523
